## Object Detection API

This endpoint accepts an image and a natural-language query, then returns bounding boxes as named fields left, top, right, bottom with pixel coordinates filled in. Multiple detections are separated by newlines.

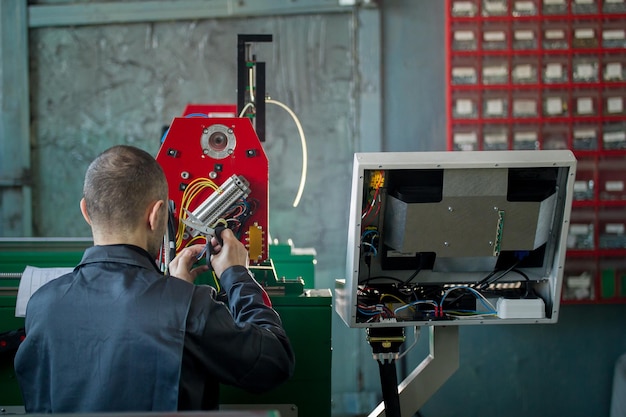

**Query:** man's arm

left=184, top=267, right=295, bottom=392
left=219, top=265, right=295, bottom=389
left=184, top=229, right=295, bottom=392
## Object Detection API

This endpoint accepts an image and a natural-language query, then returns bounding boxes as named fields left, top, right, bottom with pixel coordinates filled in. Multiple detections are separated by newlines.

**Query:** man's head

left=80, top=145, right=169, bottom=256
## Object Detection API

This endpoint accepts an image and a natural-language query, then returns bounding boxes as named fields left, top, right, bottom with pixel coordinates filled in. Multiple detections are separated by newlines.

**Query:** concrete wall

left=28, top=13, right=356, bottom=287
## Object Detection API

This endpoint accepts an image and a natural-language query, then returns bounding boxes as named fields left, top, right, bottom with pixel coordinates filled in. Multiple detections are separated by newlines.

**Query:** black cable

left=511, top=269, right=531, bottom=298
left=403, top=266, right=422, bottom=285
left=475, top=269, right=499, bottom=288
left=511, top=268, right=530, bottom=281
left=359, top=276, right=405, bottom=285
left=167, top=200, right=178, bottom=262
left=477, top=260, right=521, bottom=289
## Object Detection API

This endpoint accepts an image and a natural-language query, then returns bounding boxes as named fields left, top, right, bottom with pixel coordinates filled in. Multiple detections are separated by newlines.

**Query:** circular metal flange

left=200, top=124, right=236, bottom=159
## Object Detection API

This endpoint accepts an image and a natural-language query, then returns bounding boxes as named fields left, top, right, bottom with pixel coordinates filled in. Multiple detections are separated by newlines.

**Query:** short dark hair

left=83, top=145, right=168, bottom=231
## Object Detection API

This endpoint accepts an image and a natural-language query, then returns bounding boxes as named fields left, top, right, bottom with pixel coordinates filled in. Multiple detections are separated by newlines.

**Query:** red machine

left=156, top=105, right=269, bottom=265
left=157, top=35, right=275, bottom=266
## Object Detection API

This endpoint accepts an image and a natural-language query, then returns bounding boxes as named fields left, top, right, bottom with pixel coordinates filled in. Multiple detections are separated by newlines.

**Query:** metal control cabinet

left=335, top=150, right=576, bottom=328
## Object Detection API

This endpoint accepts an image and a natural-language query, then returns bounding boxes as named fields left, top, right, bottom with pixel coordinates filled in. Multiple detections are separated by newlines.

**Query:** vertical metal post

left=236, top=34, right=272, bottom=142
left=255, top=61, right=266, bottom=143
left=368, top=326, right=460, bottom=417
left=0, top=0, right=32, bottom=237
left=377, top=361, right=401, bottom=417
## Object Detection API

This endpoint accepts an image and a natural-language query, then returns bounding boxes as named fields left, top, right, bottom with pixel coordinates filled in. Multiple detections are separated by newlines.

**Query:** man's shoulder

left=35, top=271, right=75, bottom=294
left=26, top=271, right=75, bottom=312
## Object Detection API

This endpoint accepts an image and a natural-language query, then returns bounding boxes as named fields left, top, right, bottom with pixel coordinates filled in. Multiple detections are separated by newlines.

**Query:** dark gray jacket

left=14, top=244, right=294, bottom=412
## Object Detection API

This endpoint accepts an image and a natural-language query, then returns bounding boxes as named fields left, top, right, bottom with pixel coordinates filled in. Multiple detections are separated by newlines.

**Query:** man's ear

left=80, top=198, right=92, bottom=225
left=147, top=200, right=165, bottom=232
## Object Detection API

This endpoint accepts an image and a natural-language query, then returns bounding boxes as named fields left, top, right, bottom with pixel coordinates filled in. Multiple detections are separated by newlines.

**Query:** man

left=14, top=145, right=295, bottom=412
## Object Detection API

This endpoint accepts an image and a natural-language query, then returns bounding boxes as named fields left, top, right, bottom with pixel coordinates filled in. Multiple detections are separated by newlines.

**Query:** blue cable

left=441, top=286, right=497, bottom=314
left=161, top=113, right=210, bottom=143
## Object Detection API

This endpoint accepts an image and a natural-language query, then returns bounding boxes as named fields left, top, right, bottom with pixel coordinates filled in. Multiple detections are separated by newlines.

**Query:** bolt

left=203, top=128, right=209, bottom=134
left=181, top=171, right=190, bottom=179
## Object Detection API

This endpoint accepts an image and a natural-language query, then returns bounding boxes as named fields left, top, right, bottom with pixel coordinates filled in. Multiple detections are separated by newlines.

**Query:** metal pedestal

left=368, top=326, right=459, bottom=417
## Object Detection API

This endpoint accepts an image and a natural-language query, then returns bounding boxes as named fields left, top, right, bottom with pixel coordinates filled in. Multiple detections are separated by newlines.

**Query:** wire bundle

left=221, top=198, right=258, bottom=237
left=361, top=170, right=385, bottom=221
left=356, top=285, right=498, bottom=323
left=176, top=177, right=220, bottom=250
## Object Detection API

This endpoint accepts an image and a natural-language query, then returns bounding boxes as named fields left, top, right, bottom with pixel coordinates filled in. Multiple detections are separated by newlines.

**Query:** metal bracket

left=237, top=34, right=272, bottom=142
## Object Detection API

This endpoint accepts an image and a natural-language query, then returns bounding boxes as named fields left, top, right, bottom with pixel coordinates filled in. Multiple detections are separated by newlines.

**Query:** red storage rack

left=445, top=0, right=626, bottom=304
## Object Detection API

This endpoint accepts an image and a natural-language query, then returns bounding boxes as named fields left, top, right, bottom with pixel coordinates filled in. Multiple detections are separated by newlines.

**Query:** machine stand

left=368, top=326, right=459, bottom=417
left=366, top=327, right=405, bottom=417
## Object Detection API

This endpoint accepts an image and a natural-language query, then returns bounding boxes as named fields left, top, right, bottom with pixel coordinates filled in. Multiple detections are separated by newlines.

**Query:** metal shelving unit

left=445, top=0, right=626, bottom=303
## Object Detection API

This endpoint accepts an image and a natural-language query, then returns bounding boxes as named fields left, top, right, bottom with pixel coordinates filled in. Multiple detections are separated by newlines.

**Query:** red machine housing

left=182, top=104, right=237, bottom=118
left=156, top=108, right=269, bottom=265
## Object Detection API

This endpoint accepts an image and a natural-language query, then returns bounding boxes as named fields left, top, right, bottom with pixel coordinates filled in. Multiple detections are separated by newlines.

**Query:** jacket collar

left=78, top=244, right=162, bottom=273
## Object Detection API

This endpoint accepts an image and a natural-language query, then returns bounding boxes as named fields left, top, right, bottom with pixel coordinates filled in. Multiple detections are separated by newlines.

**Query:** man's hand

left=168, top=244, right=209, bottom=283
left=210, top=228, right=249, bottom=278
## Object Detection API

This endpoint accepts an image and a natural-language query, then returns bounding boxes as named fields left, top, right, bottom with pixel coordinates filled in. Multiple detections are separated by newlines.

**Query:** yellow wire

left=174, top=177, right=234, bottom=294
left=212, top=271, right=221, bottom=292
left=176, top=178, right=220, bottom=251
left=177, top=177, right=227, bottom=293
left=181, top=235, right=220, bottom=292
left=187, top=235, right=206, bottom=246
left=379, top=293, right=407, bottom=305
left=380, top=293, right=417, bottom=312
left=213, top=218, right=228, bottom=228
